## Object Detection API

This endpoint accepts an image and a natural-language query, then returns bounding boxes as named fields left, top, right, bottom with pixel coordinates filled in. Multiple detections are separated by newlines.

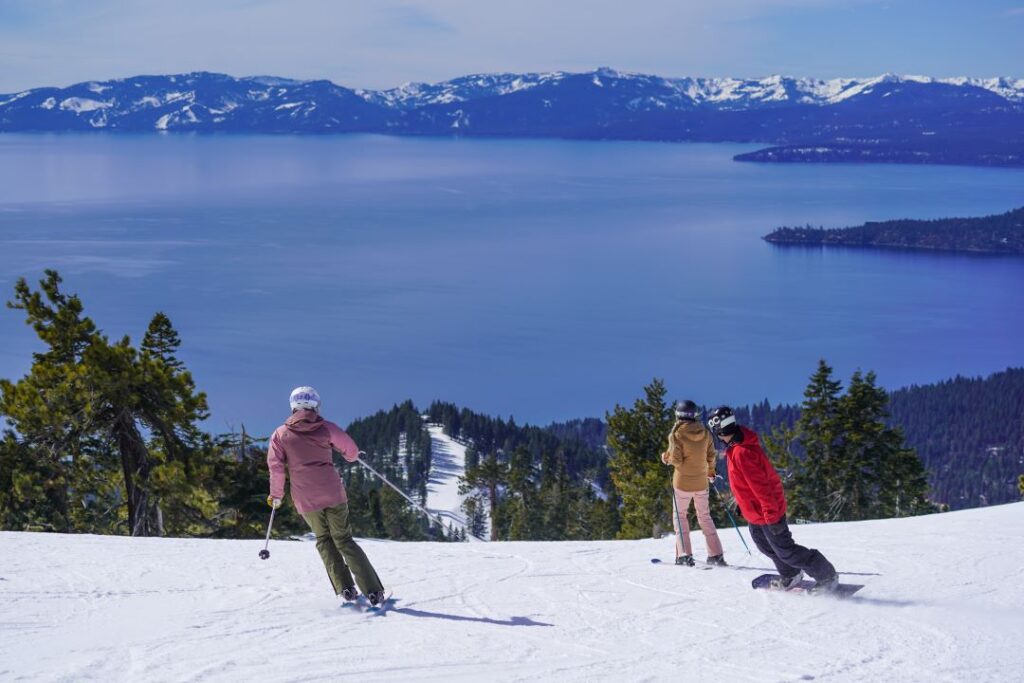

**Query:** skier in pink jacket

left=267, top=386, right=386, bottom=605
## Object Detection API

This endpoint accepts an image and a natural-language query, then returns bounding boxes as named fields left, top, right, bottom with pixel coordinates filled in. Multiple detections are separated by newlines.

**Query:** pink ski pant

left=672, top=488, right=723, bottom=557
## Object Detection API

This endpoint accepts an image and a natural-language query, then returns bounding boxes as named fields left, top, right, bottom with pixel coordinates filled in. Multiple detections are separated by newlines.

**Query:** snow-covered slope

left=424, top=424, right=472, bottom=535
left=2, top=503, right=1022, bottom=681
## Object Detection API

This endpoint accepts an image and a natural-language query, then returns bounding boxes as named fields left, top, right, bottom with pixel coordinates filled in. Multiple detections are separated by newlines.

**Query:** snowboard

left=751, top=573, right=863, bottom=598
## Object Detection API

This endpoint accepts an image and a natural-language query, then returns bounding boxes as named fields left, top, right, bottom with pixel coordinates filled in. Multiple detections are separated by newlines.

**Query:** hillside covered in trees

left=763, top=206, right=1024, bottom=255
left=550, top=367, right=1024, bottom=511
left=425, top=402, right=618, bottom=541
left=887, top=370, right=1024, bottom=508
left=338, top=400, right=620, bottom=541
left=1, top=272, right=1016, bottom=542
left=734, top=367, right=1024, bottom=510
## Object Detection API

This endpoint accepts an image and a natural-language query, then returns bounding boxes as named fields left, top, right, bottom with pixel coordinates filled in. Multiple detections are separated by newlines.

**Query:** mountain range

left=3, top=68, right=1023, bottom=166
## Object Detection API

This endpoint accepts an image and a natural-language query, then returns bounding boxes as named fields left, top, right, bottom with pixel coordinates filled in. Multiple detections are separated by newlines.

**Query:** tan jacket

left=661, top=420, right=718, bottom=492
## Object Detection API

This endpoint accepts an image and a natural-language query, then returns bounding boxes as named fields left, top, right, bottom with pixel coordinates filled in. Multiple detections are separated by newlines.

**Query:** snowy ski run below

left=1, top=502, right=1022, bottom=682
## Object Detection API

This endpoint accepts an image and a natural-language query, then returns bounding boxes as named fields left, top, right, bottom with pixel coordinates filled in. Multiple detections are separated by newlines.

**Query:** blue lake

left=1, top=133, right=1022, bottom=433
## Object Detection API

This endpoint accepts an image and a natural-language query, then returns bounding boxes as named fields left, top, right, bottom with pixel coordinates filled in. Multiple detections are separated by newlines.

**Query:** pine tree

left=501, top=445, right=534, bottom=539
left=765, top=361, right=936, bottom=522
left=606, top=379, right=675, bottom=539
left=834, top=371, right=933, bottom=519
left=790, top=360, right=844, bottom=521
left=2, top=272, right=216, bottom=536
left=141, top=313, right=184, bottom=369
left=378, top=486, right=426, bottom=540
left=462, top=496, right=488, bottom=540
left=460, top=452, right=507, bottom=541
left=538, top=451, right=570, bottom=540
left=0, top=433, right=67, bottom=531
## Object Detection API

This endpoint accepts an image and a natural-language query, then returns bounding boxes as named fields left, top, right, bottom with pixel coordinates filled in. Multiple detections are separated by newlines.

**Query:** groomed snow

left=424, top=424, right=471, bottom=535
left=1, top=503, right=1022, bottom=681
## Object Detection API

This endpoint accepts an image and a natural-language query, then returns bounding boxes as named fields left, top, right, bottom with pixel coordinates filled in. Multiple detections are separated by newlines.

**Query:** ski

left=365, top=590, right=394, bottom=614
left=650, top=558, right=713, bottom=570
left=339, top=591, right=394, bottom=613
left=751, top=573, right=863, bottom=598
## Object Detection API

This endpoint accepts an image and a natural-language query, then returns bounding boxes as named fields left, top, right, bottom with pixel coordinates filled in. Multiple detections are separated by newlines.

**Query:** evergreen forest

left=1, top=272, right=1019, bottom=544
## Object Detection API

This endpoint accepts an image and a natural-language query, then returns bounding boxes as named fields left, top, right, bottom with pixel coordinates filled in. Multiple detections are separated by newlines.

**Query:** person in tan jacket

left=661, top=400, right=726, bottom=566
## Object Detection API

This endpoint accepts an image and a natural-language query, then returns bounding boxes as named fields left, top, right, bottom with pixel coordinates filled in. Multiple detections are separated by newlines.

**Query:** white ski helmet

left=289, top=386, right=321, bottom=412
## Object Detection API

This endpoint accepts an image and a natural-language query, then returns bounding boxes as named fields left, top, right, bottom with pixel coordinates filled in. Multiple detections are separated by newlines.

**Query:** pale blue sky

left=0, top=0, right=1021, bottom=93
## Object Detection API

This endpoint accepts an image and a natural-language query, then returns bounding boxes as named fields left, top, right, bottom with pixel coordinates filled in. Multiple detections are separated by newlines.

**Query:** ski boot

left=341, top=587, right=359, bottom=602
left=768, top=570, right=803, bottom=590
left=675, top=554, right=696, bottom=567
left=706, top=554, right=728, bottom=567
left=368, top=590, right=387, bottom=607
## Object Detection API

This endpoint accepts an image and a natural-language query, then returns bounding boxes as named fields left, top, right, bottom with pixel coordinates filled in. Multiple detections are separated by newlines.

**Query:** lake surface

left=1, top=133, right=1022, bottom=433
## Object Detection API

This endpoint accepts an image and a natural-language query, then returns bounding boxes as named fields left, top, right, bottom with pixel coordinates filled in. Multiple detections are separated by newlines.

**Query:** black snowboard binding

left=769, top=570, right=804, bottom=590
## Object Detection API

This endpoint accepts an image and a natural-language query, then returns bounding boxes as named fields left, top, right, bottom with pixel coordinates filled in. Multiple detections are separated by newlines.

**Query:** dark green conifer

left=606, top=378, right=675, bottom=539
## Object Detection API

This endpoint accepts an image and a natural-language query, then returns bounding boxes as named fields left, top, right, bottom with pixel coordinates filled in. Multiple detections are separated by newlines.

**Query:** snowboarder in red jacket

left=708, top=406, right=839, bottom=593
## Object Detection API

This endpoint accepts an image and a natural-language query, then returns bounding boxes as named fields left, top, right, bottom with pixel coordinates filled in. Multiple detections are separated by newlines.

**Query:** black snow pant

left=749, top=516, right=836, bottom=581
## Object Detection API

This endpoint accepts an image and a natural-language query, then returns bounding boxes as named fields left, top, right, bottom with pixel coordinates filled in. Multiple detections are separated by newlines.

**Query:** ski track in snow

left=1, top=503, right=1023, bottom=681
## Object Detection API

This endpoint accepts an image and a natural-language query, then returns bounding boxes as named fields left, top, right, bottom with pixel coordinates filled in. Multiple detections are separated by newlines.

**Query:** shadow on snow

left=385, top=600, right=553, bottom=627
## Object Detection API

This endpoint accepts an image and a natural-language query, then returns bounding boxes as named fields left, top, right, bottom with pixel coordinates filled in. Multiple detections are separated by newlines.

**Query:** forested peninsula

left=763, top=206, right=1024, bottom=255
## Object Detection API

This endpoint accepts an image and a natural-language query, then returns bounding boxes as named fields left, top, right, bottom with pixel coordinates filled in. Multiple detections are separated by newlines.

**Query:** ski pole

left=355, top=454, right=487, bottom=543
left=670, top=487, right=692, bottom=564
left=259, top=506, right=276, bottom=560
left=711, top=479, right=751, bottom=555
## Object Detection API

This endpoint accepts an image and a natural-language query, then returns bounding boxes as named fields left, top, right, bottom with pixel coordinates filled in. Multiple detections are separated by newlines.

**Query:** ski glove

left=267, top=496, right=282, bottom=509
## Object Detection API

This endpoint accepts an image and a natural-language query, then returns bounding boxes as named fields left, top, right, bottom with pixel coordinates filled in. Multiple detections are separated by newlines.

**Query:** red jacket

left=724, top=426, right=787, bottom=525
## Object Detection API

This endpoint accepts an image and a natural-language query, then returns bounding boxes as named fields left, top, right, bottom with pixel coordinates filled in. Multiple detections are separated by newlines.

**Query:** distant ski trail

left=424, top=424, right=471, bottom=535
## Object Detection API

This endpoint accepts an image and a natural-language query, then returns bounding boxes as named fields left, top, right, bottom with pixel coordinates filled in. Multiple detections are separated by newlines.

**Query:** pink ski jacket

left=267, top=409, right=360, bottom=515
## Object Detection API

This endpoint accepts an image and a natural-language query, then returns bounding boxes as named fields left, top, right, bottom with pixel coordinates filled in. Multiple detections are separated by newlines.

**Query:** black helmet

left=674, top=400, right=699, bottom=421
left=707, top=406, right=739, bottom=437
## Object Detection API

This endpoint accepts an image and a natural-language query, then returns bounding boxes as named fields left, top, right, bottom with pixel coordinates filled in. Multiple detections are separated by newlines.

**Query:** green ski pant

left=302, top=503, right=384, bottom=596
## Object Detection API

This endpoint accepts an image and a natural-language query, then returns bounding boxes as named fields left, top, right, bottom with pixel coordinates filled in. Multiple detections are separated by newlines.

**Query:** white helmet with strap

left=289, top=386, right=321, bottom=412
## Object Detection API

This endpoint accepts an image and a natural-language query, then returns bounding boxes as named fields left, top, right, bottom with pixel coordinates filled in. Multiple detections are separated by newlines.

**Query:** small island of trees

left=764, top=206, right=1024, bottom=255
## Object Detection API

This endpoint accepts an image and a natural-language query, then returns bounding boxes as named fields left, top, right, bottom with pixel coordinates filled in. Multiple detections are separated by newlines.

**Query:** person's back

left=665, top=419, right=717, bottom=492
left=267, top=386, right=386, bottom=605
left=662, top=400, right=724, bottom=566
left=269, top=408, right=356, bottom=514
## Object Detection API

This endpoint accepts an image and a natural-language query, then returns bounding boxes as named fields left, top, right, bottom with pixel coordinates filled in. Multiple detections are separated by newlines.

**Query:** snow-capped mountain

left=0, top=72, right=394, bottom=132
left=360, top=69, right=1024, bottom=110
left=2, top=69, right=1023, bottom=165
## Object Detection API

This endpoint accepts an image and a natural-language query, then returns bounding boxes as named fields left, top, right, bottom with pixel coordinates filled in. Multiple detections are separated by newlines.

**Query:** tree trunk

left=489, top=480, right=498, bottom=542
left=113, top=409, right=156, bottom=536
